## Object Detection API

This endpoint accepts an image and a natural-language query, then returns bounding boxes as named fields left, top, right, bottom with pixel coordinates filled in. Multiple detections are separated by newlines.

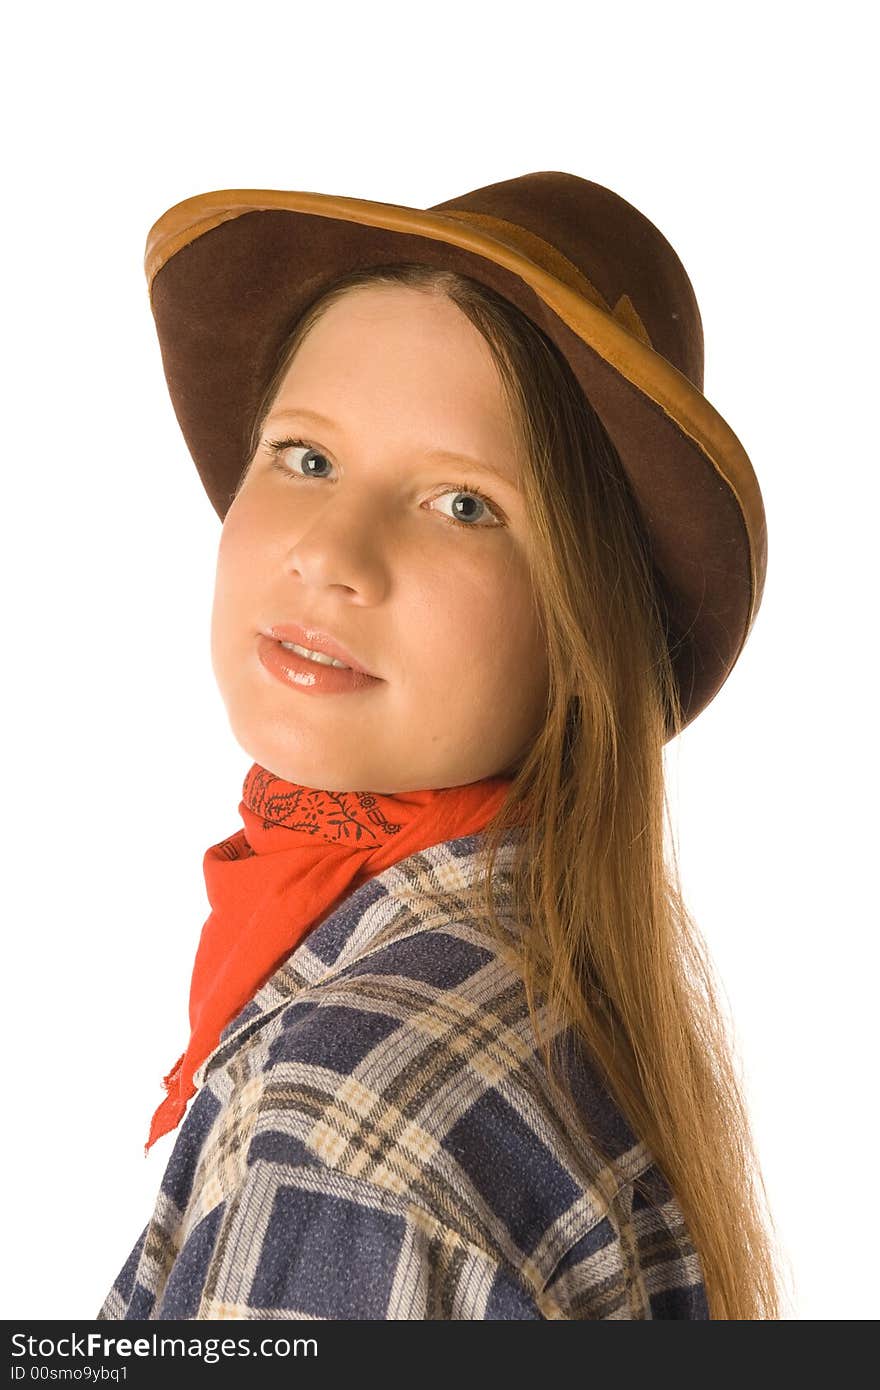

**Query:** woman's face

left=211, top=284, right=550, bottom=792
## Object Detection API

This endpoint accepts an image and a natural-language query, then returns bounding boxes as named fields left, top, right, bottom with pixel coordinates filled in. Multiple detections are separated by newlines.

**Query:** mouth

left=257, top=632, right=382, bottom=695
left=261, top=623, right=378, bottom=678
left=276, top=639, right=350, bottom=670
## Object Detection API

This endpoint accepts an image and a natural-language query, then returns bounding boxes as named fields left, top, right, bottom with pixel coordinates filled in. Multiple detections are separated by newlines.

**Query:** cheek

left=218, top=498, right=249, bottom=558
left=482, top=577, right=548, bottom=711
left=412, top=565, right=540, bottom=687
left=216, top=501, right=260, bottom=596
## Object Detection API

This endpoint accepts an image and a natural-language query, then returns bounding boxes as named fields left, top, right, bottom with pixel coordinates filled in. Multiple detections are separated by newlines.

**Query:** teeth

left=279, top=640, right=350, bottom=669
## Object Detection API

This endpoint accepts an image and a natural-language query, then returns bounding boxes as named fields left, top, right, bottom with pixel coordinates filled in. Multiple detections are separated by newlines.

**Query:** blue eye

left=262, top=436, right=505, bottom=530
left=267, top=439, right=332, bottom=479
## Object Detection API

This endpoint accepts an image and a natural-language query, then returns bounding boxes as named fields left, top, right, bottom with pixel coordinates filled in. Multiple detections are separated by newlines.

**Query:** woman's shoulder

left=195, top=897, right=691, bottom=1291
left=144, top=943, right=706, bottom=1317
left=102, top=841, right=707, bottom=1319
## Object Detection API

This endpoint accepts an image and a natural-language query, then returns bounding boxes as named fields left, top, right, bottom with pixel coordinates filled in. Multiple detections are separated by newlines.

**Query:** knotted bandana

left=145, top=761, right=515, bottom=1153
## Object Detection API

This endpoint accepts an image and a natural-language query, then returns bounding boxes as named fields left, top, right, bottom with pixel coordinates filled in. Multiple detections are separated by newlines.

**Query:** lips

left=263, top=622, right=377, bottom=677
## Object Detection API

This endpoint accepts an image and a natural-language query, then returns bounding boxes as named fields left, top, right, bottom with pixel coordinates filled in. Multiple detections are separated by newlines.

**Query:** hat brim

left=145, top=188, right=767, bottom=733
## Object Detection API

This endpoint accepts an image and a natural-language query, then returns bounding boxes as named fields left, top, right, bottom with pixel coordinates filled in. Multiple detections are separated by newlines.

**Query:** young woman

left=98, top=171, right=786, bottom=1320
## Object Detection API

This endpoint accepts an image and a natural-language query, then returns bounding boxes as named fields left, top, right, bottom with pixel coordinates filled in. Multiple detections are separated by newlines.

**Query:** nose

left=282, top=491, right=390, bottom=602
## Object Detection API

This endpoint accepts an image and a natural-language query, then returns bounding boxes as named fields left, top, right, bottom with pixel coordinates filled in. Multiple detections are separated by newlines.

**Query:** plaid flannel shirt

left=98, top=829, right=708, bottom=1320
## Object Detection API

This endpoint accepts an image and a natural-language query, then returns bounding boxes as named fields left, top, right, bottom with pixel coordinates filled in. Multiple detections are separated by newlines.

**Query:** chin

left=248, top=749, right=363, bottom=793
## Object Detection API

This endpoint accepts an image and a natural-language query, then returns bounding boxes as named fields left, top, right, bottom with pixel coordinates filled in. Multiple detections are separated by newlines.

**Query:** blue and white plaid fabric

left=98, top=830, right=708, bottom=1320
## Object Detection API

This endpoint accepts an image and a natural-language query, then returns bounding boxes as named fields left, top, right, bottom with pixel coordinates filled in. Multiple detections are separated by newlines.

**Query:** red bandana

left=145, top=762, right=514, bottom=1153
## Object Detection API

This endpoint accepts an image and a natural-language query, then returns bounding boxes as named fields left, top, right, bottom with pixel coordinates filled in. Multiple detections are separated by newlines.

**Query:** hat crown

left=430, top=171, right=704, bottom=392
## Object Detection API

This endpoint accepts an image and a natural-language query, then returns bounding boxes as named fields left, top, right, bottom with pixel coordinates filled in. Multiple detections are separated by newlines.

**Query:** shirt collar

left=193, top=826, right=524, bottom=1088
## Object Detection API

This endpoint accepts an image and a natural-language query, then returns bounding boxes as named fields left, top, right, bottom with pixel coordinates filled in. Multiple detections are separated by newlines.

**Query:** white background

left=2, top=0, right=876, bottom=1322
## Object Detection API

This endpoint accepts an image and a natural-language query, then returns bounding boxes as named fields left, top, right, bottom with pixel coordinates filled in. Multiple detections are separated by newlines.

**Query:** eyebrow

left=264, top=406, right=520, bottom=491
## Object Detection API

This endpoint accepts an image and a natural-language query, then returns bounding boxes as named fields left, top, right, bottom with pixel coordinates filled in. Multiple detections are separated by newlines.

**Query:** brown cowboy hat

left=143, top=170, right=767, bottom=735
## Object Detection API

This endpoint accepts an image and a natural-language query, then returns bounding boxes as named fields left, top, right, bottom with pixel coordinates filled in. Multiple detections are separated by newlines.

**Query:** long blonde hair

left=237, top=262, right=791, bottom=1319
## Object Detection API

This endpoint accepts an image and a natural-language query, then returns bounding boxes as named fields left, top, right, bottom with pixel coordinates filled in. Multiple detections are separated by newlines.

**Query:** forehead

left=263, top=287, right=522, bottom=480
left=287, top=284, right=493, bottom=374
